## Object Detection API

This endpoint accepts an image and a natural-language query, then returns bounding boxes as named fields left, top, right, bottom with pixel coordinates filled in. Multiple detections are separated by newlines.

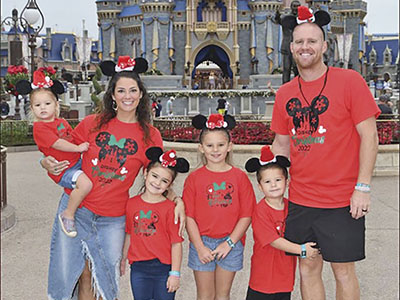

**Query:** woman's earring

left=112, top=100, right=118, bottom=111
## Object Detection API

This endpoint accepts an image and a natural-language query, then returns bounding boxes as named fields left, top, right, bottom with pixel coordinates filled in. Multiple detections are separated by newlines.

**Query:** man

left=377, top=94, right=393, bottom=117
left=155, top=99, right=162, bottom=117
left=275, top=0, right=300, bottom=84
left=271, top=6, right=380, bottom=300
left=167, top=96, right=174, bottom=117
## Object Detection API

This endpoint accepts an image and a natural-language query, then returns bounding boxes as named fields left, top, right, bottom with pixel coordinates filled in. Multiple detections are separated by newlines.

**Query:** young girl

left=121, top=146, right=189, bottom=300
left=245, top=146, right=319, bottom=300
left=183, top=113, right=256, bottom=300
left=16, top=70, right=92, bottom=238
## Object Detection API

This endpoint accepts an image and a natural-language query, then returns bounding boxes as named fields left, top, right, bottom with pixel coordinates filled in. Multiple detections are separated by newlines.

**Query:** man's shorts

left=188, top=235, right=244, bottom=272
left=58, top=159, right=83, bottom=189
left=284, top=202, right=365, bottom=263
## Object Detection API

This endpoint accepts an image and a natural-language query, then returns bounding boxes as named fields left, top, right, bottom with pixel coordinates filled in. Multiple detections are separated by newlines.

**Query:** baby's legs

left=63, top=173, right=92, bottom=219
left=194, top=267, right=236, bottom=300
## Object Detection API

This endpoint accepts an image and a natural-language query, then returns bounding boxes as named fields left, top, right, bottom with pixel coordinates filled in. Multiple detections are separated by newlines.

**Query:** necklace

left=298, top=66, right=329, bottom=106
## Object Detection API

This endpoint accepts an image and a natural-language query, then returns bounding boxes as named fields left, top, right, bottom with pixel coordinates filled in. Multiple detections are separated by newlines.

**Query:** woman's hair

left=94, top=71, right=152, bottom=143
left=256, top=163, right=289, bottom=183
left=142, top=161, right=177, bottom=197
left=30, top=88, right=60, bottom=121
left=198, top=128, right=233, bottom=166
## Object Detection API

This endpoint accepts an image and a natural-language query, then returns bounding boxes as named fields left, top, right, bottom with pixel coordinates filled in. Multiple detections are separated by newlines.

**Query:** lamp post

left=20, top=0, right=45, bottom=79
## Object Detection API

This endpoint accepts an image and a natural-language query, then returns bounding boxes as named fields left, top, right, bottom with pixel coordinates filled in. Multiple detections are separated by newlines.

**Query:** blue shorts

left=47, top=193, right=126, bottom=300
left=188, top=236, right=244, bottom=272
left=58, top=159, right=83, bottom=189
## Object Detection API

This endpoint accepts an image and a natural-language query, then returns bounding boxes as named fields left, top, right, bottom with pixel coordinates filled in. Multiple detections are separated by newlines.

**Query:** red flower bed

left=377, top=121, right=399, bottom=145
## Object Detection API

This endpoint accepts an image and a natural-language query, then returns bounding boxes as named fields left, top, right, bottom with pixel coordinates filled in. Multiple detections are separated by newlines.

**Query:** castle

left=96, top=0, right=371, bottom=87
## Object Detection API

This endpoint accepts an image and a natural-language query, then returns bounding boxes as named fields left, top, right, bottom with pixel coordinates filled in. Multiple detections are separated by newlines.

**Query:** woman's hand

left=166, top=276, right=180, bottom=293
left=41, top=156, right=70, bottom=175
left=173, top=198, right=186, bottom=237
left=211, top=241, right=232, bottom=261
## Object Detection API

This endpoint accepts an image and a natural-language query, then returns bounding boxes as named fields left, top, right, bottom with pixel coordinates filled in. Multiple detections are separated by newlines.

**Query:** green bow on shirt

left=57, top=123, right=65, bottom=131
left=108, top=135, right=126, bottom=148
left=140, top=210, right=152, bottom=219
left=213, top=182, right=226, bottom=191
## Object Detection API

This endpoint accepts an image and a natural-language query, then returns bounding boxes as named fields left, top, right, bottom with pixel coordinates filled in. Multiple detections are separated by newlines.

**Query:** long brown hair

left=94, top=71, right=152, bottom=143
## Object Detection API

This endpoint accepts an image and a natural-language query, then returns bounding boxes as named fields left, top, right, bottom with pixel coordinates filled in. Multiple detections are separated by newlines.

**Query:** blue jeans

left=47, top=193, right=125, bottom=300
left=130, top=259, right=175, bottom=300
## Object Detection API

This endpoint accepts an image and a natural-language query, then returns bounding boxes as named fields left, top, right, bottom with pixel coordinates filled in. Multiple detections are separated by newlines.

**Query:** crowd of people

left=18, top=5, right=384, bottom=300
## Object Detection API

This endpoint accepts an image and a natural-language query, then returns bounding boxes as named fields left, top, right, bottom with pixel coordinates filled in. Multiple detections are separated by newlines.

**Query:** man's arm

left=350, top=116, right=379, bottom=219
left=271, top=133, right=291, bottom=157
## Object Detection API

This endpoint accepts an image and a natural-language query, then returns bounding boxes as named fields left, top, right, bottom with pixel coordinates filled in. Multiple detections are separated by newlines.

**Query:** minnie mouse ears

left=192, top=113, right=236, bottom=130
left=245, top=146, right=291, bottom=173
left=146, top=147, right=190, bottom=173
left=16, top=69, right=64, bottom=96
left=100, top=56, right=148, bottom=76
left=282, top=6, right=330, bottom=32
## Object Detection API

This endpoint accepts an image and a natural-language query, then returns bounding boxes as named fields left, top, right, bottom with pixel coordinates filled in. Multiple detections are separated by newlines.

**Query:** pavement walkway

left=1, top=150, right=399, bottom=300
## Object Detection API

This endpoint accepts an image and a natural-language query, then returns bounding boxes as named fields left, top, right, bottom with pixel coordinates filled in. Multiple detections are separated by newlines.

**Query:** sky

left=1, top=0, right=399, bottom=40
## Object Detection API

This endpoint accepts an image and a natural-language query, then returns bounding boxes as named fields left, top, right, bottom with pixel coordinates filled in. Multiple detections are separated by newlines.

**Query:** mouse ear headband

left=245, top=145, right=291, bottom=173
left=16, top=69, right=64, bottom=96
left=192, top=113, right=236, bottom=130
left=145, top=147, right=190, bottom=173
left=100, top=56, right=148, bottom=76
left=281, top=6, right=331, bottom=31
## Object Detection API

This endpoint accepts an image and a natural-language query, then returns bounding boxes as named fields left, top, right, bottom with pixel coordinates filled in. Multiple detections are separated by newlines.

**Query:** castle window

left=116, top=1, right=121, bottom=5
left=177, top=12, right=182, bottom=17
left=104, top=1, right=109, bottom=6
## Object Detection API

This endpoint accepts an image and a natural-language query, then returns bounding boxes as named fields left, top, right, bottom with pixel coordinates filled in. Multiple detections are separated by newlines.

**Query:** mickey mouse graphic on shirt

left=207, top=181, right=234, bottom=207
left=133, top=209, right=160, bottom=237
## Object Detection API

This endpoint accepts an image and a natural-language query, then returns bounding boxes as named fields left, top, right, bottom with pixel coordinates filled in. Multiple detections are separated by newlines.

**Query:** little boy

left=245, top=146, right=319, bottom=300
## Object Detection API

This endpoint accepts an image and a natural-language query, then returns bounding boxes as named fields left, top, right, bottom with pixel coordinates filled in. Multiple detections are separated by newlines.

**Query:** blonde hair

left=30, top=88, right=60, bottom=122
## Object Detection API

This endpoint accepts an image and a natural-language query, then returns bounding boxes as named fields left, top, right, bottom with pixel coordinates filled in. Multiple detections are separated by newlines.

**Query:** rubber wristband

left=226, top=236, right=235, bottom=248
left=300, top=244, right=307, bottom=258
left=355, top=183, right=371, bottom=193
left=169, top=271, right=181, bottom=277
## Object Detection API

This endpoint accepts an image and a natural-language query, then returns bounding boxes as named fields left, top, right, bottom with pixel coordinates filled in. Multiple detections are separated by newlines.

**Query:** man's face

left=291, top=1, right=300, bottom=16
left=290, top=23, right=327, bottom=70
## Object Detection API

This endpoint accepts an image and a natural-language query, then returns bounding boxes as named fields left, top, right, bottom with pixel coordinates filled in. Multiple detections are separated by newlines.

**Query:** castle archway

left=191, top=44, right=233, bottom=79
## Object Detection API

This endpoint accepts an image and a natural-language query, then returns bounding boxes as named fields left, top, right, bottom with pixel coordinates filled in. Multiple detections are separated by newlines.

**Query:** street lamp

left=20, top=0, right=45, bottom=79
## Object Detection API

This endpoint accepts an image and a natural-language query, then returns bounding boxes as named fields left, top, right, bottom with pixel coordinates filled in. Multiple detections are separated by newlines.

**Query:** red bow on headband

left=260, top=146, right=275, bottom=164
left=160, top=150, right=177, bottom=168
left=206, top=114, right=225, bottom=129
left=32, top=70, right=53, bottom=89
left=115, top=56, right=136, bottom=72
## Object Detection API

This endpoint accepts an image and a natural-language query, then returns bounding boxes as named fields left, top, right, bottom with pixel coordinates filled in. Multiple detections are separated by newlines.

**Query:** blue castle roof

left=45, top=33, right=76, bottom=62
left=366, top=36, right=399, bottom=65
left=238, top=0, right=250, bottom=11
left=119, top=5, right=141, bottom=17
left=174, top=0, right=186, bottom=11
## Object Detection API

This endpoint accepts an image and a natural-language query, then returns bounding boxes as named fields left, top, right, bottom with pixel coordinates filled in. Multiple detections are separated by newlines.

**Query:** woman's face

left=112, top=77, right=142, bottom=116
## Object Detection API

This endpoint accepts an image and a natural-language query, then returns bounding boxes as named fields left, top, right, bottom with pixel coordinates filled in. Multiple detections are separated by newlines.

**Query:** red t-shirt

left=125, top=195, right=183, bottom=265
left=33, top=118, right=81, bottom=183
left=249, top=198, right=296, bottom=294
left=71, top=114, right=163, bottom=216
left=271, top=67, right=380, bottom=208
left=183, top=166, right=256, bottom=244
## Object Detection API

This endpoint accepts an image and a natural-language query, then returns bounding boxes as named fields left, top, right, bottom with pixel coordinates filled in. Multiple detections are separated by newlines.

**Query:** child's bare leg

left=194, top=270, right=216, bottom=300
left=63, top=173, right=92, bottom=219
left=215, top=265, right=236, bottom=300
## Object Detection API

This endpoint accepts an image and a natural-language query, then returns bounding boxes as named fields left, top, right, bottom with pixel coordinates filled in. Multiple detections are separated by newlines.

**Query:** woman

left=42, top=56, right=185, bottom=300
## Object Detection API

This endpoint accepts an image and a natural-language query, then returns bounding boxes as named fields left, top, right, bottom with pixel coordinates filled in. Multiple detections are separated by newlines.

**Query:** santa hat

left=245, top=146, right=291, bottom=173
left=100, top=56, right=148, bottom=76
left=31, top=70, right=53, bottom=89
left=146, top=147, right=190, bottom=173
left=282, top=6, right=331, bottom=32
left=15, top=69, right=64, bottom=96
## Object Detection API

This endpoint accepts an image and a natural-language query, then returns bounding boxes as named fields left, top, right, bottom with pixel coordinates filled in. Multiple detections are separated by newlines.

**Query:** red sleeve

left=238, top=171, right=256, bottom=218
left=182, top=173, right=196, bottom=218
left=252, top=205, right=280, bottom=247
left=271, top=89, right=290, bottom=135
left=72, top=115, right=95, bottom=144
left=167, top=205, right=184, bottom=244
left=345, top=71, right=381, bottom=125
left=33, top=122, right=59, bottom=148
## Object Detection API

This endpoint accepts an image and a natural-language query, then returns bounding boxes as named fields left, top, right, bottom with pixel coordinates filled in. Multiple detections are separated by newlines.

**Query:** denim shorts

left=188, top=236, right=244, bottom=272
left=47, top=192, right=126, bottom=300
left=58, top=159, right=83, bottom=189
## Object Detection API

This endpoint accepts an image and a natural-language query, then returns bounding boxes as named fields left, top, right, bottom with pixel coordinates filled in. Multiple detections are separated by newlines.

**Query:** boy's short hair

left=256, top=163, right=289, bottom=183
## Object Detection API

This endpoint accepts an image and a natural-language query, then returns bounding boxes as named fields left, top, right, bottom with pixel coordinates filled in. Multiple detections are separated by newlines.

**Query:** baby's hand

left=166, top=275, right=180, bottom=293
left=197, top=245, right=214, bottom=264
left=305, top=242, right=319, bottom=259
left=77, top=142, right=89, bottom=152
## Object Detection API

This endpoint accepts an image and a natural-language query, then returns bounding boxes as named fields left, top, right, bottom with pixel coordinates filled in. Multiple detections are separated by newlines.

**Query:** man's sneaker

left=58, top=212, right=77, bottom=238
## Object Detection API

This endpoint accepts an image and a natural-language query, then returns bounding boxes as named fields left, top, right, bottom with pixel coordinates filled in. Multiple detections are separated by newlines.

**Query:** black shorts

left=246, top=287, right=291, bottom=300
left=284, top=202, right=365, bottom=263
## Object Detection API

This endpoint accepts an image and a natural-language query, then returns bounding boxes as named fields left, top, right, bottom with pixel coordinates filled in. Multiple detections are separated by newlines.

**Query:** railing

left=1, top=145, right=7, bottom=209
